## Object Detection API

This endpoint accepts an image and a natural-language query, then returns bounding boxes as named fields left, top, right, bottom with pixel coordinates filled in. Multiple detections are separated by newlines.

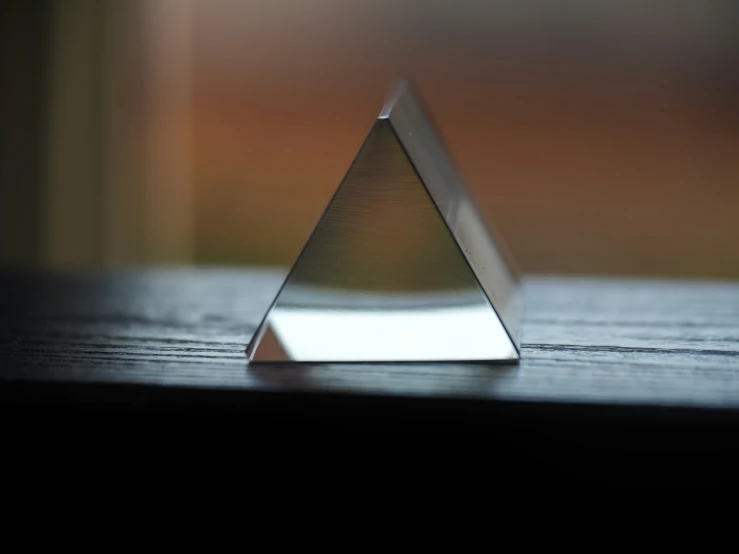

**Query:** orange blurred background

left=2, top=0, right=738, bottom=277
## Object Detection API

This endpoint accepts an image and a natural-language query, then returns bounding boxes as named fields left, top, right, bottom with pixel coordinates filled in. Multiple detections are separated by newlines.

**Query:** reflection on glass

left=247, top=82, right=520, bottom=363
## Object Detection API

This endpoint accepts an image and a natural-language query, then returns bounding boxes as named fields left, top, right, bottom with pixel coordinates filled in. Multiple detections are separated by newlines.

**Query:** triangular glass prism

left=247, top=81, right=521, bottom=363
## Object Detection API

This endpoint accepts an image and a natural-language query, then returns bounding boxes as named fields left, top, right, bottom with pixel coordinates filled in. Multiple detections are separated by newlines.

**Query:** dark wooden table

left=2, top=267, right=739, bottom=524
left=3, top=267, right=738, bottom=407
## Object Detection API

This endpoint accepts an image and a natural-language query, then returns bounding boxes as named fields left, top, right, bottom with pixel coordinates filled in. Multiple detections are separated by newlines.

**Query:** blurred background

left=1, top=0, right=738, bottom=277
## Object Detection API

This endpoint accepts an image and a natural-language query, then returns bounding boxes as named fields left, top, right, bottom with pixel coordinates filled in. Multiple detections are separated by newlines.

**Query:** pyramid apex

left=379, top=78, right=420, bottom=119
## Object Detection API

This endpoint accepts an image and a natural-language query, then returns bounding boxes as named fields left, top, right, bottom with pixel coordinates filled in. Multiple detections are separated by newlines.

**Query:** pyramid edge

left=382, top=94, right=522, bottom=355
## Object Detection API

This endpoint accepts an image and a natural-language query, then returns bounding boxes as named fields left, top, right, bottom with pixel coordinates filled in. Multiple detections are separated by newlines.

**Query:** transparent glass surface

left=382, top=80, right=521, bottom=348
left=247, top=112, right=519, bottom=363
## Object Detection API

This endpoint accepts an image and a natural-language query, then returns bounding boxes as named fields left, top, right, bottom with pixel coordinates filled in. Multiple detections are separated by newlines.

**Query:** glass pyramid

left=247, top=81, right=521, bottom=363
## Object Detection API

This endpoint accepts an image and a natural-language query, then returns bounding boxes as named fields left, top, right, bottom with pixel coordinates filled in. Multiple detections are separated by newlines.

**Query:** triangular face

left=247, top=82, right=520, bottom=363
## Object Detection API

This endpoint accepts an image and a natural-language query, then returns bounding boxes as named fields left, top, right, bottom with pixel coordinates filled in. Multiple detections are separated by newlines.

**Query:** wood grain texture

left=1, top=267, right=738, bottom=409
